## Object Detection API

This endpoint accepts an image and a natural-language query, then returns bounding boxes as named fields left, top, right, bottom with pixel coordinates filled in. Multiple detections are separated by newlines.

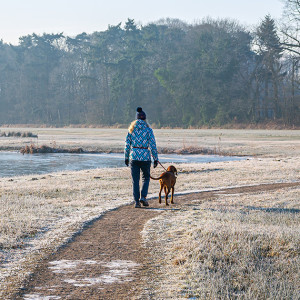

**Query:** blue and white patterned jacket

left=124, top=119, right=158, bottom=161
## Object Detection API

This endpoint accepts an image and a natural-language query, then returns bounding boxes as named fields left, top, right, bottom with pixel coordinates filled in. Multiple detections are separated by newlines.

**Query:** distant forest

left=0, top=1, right=299, bottom=127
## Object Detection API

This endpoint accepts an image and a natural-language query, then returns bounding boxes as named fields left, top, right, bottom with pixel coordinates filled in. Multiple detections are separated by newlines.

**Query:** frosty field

left=1, top=127, right=299, bottom=157
left=0, top=128, right=299, bottom=298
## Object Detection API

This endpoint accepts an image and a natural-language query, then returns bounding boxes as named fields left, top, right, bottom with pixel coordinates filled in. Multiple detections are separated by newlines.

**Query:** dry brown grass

left=0, top=131, right=38, bottom=138
left=20, top=143, right=83, bottom=154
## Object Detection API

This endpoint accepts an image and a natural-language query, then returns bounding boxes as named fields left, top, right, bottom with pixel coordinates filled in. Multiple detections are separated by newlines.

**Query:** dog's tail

left=150, top=175, right=164, bottom=180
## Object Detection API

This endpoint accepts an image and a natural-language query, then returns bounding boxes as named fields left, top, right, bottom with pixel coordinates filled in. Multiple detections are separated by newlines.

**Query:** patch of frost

left=23, top=294, right=61, bottom=300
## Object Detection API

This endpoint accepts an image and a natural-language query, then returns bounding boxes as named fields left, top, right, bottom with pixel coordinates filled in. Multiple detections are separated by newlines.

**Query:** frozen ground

left=0, top=128, right=299, bottom=298
left=0, top=127, right=299, bottom=157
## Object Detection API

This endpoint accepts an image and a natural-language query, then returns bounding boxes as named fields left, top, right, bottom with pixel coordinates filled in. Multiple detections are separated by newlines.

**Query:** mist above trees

left=0, top=10, right=299, bottom=127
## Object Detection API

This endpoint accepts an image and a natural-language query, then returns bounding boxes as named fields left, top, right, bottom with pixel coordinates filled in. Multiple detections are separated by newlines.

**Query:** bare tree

left=281, top=0, right=300, bottom=55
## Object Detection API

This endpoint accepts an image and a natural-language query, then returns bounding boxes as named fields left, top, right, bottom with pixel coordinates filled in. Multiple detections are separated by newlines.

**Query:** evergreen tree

left=256, top=15, right=284, bottom=119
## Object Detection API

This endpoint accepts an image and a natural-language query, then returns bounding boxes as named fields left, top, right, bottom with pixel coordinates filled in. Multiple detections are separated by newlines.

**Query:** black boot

left=135, top=201, right=141, bottom=208
left=140, top=197, right=149, bottom=207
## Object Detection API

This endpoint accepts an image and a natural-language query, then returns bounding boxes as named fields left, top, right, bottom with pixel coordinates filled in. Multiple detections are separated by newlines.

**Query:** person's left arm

left=148, top=128, right=158, bottom=163
left=124, top=132, right=132, bottom=165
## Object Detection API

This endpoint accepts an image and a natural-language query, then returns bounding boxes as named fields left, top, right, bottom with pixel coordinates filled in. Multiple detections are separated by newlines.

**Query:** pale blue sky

left=0, top=0, right=284, bottom=45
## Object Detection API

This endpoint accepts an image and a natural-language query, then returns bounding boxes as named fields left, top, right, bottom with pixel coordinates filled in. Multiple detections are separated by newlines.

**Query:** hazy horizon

left=0, top=0, right=284, bottom=45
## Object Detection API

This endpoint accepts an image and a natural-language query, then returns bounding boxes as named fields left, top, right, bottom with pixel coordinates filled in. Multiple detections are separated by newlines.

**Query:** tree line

left=0, top=1, right=299, bottom=127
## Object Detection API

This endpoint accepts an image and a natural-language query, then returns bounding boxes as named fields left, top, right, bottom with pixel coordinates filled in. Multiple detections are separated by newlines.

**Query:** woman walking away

left=125, top=107, right=158, bottom=208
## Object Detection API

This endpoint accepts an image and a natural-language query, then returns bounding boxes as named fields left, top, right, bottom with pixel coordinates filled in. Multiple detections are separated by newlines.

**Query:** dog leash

left=157, top=160, right=167, bottom=171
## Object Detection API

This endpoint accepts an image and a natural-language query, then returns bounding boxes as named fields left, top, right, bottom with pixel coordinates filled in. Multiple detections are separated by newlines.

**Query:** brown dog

left=150, top=165, right=177, bottom=206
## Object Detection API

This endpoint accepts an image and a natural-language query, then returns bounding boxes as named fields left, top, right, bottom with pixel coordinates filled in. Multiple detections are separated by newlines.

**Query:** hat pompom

left=136, top=107, right=146, bottom=120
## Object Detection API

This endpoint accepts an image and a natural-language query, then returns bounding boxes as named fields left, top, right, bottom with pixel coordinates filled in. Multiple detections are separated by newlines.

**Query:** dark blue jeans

left=130, top=160, right=151, bottom=202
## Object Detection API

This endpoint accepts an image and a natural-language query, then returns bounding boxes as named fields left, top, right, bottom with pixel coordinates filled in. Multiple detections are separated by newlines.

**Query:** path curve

left=17, top=182, right=299, bottom=300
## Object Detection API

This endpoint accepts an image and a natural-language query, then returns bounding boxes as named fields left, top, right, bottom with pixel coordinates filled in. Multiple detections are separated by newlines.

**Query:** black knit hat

left=136, top=107, right=146, bottom=120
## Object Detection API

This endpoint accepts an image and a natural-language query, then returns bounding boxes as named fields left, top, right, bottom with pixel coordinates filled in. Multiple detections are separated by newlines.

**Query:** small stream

left=0, top=152, right=245, bottom=178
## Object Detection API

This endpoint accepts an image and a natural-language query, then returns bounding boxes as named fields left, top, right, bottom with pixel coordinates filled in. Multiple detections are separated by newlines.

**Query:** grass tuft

left=20, top=143, right=84, bottom=154
left=0, top=131, right=38, bottom=138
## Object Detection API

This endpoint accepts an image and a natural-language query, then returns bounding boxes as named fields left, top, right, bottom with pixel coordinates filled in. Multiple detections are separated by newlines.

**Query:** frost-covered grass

left=0, top=128, right=299, bottom=298
left=0, top=168, right=131, bottom=249
left=164, top=157, right=300, bottom=193
left=0, top=127, right=299, bottom=157
left=142, top=187, right=300, bottom=299
left=1, top=156, right=298, bottom=298
left=0, top=167, right=134, bottom=297
left=1, top=157, right=298, bottom=251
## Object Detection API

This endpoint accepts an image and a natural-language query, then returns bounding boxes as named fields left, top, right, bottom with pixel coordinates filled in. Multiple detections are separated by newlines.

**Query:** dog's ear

left=171, top=166, right=177, bottom=175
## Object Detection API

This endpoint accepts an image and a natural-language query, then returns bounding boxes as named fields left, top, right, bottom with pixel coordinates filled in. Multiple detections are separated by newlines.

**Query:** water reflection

left=0, top=152, right=245, bottom=178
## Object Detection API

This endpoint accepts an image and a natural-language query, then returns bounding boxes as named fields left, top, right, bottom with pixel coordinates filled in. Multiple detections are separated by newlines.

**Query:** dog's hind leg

left=158, top=183, right=163, bottom=204
left=170, top=186, right=174, bottom=204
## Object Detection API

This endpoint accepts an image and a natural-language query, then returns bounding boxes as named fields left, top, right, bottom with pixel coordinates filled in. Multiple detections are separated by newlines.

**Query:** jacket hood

left=135, top=119, right=148, bottom=130
left=128, top=119, right=149, bottom=134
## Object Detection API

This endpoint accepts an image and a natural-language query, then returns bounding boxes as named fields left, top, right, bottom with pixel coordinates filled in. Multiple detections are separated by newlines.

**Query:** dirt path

left=17, top=182, right=299, bottom=300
